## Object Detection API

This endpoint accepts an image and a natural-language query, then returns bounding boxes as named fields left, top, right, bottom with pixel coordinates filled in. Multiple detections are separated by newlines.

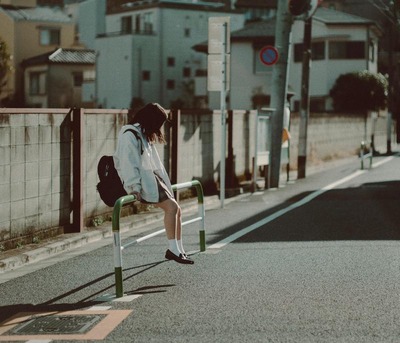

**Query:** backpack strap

left=124, top=129, right=144, bottom=155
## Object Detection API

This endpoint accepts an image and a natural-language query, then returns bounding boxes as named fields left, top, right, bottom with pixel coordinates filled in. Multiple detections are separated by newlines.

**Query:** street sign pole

left=208, top=17, right=230, bottom=208
left=220, top=21, right=227, bottom=208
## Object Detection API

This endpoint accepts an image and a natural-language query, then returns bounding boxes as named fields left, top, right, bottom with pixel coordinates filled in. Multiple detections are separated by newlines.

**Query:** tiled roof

left=232, top=17, right=276, bottom=39
left=22, top=48, right=96, bottom=66
left=314, top=7, right=375, bottom=25
left=1, top=6, right=71, bottom=23
left=231, top=6, right=376, bottom=40
left=193, top=6, right=378, bottom=52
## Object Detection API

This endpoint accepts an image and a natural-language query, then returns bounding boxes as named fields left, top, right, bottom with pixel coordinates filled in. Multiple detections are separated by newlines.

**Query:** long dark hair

left=128, top=103, right=169, bottom=144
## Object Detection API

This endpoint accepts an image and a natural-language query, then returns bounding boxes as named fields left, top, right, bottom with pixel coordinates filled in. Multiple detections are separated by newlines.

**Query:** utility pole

left=269, top=0, right=293, bottom=188
left=297, top=17, right=312, bottom=179
left=387, top=19, right=394, bottom=154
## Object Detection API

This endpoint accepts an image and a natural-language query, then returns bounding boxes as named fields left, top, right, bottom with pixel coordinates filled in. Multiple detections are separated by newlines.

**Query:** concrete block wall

left=289, top=113, right=390, bottom=168
left=0, top=108, right=394, bottom=247
left=0, top=110, right=71, bottom=244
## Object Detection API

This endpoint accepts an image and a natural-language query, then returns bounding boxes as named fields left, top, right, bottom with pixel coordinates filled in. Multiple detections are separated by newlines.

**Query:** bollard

left=112, top=181, right=205, bottom=298
left=112, top=194, right=136, bottom=298
left=360, top=141, right=373, bottom=170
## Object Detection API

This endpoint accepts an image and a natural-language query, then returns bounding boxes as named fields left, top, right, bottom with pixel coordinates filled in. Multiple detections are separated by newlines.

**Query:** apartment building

left=79, top=0, right=245, bottom=109
left=0, top=0, right=78, bottom=105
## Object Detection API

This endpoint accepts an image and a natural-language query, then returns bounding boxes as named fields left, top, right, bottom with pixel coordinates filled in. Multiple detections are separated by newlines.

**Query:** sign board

left=208, top=17, right=230, bottom=54
left=207, top=54, right=230, bottom=91
left=259, top=46, right=279, bottom=66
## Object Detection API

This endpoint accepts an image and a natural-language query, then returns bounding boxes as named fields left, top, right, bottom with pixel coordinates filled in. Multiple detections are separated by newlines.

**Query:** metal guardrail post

left=360, top=141, right=373, bottom=170
left=112, top=180, right=205, bottom=298
left=112, top=194, right=136, bottom=298
left=172, top=180, right=206, bottom=252
left=360, top=141, right=365, bottom=170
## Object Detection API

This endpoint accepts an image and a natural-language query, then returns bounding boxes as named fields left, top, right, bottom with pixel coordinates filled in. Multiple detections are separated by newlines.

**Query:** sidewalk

left=0, top=154, right=375, bottom=274
left=0, top=194, right=226, bottom=273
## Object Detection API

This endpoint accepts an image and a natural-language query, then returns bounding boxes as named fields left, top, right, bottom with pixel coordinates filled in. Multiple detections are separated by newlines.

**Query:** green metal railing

left=112, top=180, right=205, bottom=298
left=360, top=141, right=373, bottom=170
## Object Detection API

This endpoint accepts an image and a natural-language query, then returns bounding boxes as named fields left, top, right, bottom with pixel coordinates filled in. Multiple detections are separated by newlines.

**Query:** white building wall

left=78, top=0, right=106, bottom=49
left=228, top=41, right=273, bottom=110
left=96, top=35, right=135, bottom=108
left=100, top=5, right=245, bottom=108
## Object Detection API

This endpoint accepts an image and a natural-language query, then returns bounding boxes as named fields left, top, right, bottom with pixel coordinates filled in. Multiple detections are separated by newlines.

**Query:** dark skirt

left=141, top=173, right=174, bottom=204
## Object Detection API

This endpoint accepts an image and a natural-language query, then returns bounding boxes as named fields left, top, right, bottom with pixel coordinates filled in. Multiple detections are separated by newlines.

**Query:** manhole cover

left=10, top=314, right=105, bottom=335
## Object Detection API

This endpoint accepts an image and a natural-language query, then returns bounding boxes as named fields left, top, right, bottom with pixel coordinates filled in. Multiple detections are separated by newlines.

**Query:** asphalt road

left=0, top=154, right=399, bottom=343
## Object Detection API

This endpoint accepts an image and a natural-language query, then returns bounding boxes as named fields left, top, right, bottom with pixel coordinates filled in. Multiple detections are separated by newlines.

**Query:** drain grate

left=10, top=314, right=105, bottom=335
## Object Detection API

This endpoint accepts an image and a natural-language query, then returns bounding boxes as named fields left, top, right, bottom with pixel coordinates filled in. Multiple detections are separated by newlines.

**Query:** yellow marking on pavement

left=0, top=310, right=131, bottom=341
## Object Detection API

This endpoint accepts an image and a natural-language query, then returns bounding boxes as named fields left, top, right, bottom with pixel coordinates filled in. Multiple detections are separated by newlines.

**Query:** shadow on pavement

left=208, top=181, right=400, bottom=244
left=0, top=261, right=171, bottom=324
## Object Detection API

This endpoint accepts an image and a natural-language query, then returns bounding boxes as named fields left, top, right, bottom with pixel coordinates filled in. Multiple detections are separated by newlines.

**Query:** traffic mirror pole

left=298, top=17, right=312, bottom=179
left=269, top=1, right=293, bottom=188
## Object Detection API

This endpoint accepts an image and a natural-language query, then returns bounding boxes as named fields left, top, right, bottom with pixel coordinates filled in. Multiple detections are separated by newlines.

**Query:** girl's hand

left=131, top=191, right=142, bottom=201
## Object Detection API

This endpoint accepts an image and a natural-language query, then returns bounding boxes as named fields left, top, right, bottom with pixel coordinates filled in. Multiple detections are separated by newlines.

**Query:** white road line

left=208, top=157, right=394, bottom=250
left=372, top=155, right=394, bottom=168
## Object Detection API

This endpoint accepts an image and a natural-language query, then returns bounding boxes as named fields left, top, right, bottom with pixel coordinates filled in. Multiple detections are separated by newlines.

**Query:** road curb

left=0, top=195, right=225, bottom=273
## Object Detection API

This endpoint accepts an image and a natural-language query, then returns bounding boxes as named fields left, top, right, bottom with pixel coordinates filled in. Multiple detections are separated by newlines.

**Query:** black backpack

left=97, top=129, right=143, bottom=207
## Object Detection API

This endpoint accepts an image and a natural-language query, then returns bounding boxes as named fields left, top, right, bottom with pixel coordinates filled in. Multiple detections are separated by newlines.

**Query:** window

left=73, top=72, right=83, bottom=87
left=121, top=16, right=132, bottom=33
left=135, top=14, right=141, bottom=33
left=183, top=67, right=191, bottom=78
left=312, top=42, right=325, bottom=60
left=294, top=42, right=325, bottom=62
left=142, top=70, right=150, bottom=81
left=369, top=41, right=375, bottom=62
left=166, top=79, right=175, bottom=90
left=83, top=70, right=95, bottom=82
left=184, top=28, right=191, bottom=37
left=143, top=12, right=153, bottom=33
left=29, top=72, right=46, bottom=95
left=329, top=41, right=365, bottom=59
left=167, top=57, right=175, bottom=67
left=39, top=27, right=60, bottom=45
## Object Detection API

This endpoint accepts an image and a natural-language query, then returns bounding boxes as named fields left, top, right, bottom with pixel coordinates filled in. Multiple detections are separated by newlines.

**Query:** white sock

left=177, top=239, right=186, bottom=256
left=168, top=239, right=181, bottom=256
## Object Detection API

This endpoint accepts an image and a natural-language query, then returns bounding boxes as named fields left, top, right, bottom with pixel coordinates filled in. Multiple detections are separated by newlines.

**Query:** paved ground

left=0, top=152, right=399, bottom=342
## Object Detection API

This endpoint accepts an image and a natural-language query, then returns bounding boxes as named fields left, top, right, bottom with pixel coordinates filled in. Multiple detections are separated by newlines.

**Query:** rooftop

left=22, top=48, right=96, bottom=66
left=0, top=5, right=71, bottom=22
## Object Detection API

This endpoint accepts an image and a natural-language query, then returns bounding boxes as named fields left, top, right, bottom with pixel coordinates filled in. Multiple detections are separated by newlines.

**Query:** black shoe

left=165, top=249, right=194, bottom=264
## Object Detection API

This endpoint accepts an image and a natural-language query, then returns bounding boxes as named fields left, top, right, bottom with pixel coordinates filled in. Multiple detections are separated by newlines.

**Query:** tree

left=330, top=70, right=388, bottom=113
left=0, top=37, right=12, bottom=103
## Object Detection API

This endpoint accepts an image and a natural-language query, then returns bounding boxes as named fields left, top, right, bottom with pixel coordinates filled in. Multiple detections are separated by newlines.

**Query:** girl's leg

left=156, top=198, right=181, bottom=240
left=156, top=198, right=192, bottom=263
left=156, top=199, right=182, bottom=255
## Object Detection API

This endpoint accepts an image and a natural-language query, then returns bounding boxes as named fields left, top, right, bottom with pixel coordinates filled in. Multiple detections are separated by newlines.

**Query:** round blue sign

left=260, top=46, right=279, bottom=66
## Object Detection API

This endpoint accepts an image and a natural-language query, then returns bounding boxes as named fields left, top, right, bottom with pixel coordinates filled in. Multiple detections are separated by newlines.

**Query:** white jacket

left=113, top=124, right=173, bottom=202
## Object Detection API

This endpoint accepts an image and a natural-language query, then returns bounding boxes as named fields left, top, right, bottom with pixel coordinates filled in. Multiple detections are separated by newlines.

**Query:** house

left=21, top=47, right=96, bottom=108
left=195, top=6, right=380, bottom=111
left=290, top=7, right=380, bottom=111
left=79, top=0, right=245, bottom=109
left=0, top=0, right=79, bottom=106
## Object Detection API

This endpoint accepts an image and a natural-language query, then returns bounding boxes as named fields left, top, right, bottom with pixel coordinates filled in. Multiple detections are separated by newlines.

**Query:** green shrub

left=330, top=70, right=388, bottom=113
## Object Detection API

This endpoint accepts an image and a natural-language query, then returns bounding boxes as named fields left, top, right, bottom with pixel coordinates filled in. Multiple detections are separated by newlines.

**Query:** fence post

left=70, top=108, right=84, bottom=233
